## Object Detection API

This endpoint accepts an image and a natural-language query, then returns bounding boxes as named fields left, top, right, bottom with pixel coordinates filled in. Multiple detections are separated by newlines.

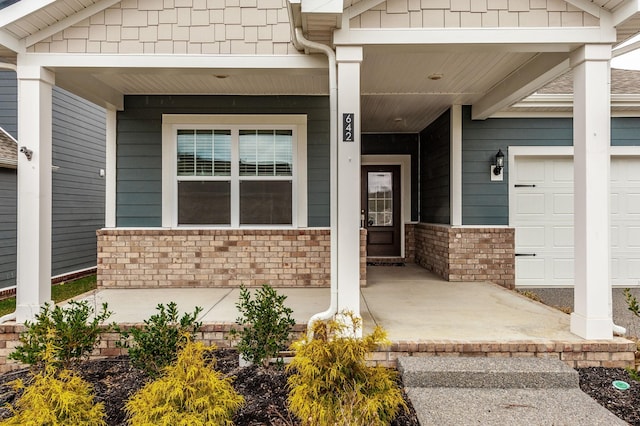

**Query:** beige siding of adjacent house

left=28, top=0, right=301, bottom=55
left=350, top=0, right=599, bottom=29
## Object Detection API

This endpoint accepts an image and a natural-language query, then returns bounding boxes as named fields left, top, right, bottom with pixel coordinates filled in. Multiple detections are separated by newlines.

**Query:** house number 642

left=343, top=113, right=354, bottom=142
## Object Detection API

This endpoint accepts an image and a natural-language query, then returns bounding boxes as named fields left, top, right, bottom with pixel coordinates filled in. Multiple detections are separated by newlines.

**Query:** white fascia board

left=0, top=28, right=22, bottom=53
left=613, top=39, right=640, bottom=56
left=564, top=0, right=611, bottom=19
left=346, top=0, right=386, bottom=19
left=0, top=61, right=15, bottom=71
left=0, top=159, right=17, bottom=168
left=507, top=93, right=640, bottom=108
left=492, top=110, right=640, bottom=118
left=19, top=53, right=328, bottom=70
left=0, top=0, right=57, bottom=28
left=472, top=53, right=570, bottom=120
left=491, top=111, right=574, bottom=118
left=55, top=72, right=123, bottom=110
left=26, top=0, right=122, bottom=47
left=613, top=0, right=640, bottom=26
left=301, top=0, right=343, bottom=14
left=333, top=27, right=617, bottom=47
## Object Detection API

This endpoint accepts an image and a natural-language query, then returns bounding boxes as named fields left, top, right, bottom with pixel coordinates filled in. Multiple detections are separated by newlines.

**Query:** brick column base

left=414, top=223, right=515, bottom=289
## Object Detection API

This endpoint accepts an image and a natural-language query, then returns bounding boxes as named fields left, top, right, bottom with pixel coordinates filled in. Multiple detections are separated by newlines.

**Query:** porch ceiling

left=1, top=0, right=637, bottom=133
left=360, top=46, right=538, bottom=132
left=46, top=46, right=541, bottom=133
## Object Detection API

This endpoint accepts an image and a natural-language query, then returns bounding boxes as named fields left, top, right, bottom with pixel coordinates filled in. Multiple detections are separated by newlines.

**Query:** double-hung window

left=162, top=115, right=307, bottom=228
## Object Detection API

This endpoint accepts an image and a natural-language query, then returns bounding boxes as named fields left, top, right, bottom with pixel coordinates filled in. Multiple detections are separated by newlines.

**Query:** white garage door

left=512, top=156, right=640, bottom=287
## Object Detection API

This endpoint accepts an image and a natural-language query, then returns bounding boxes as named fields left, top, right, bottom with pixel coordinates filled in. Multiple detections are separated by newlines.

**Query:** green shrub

left=625, top=288, right=640, bottom=317
left=287, top=312, right=406, bottom=426
left=115, top=302, right=202, bottom=377
left=230, top=284, right=295, bottom=367
left=125, top=339, right=244, bottom=426
left=9, top=300, right=112, bottom=368
left=2, top=342, right=106, bottom=426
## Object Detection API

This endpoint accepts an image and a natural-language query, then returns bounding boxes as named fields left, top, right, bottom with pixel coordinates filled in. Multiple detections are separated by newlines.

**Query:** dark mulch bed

left=4, top=354, right=637, bottom=425
left=0, top=349, right=420, bottom=425
left=578, top=367, right=640, bottom=425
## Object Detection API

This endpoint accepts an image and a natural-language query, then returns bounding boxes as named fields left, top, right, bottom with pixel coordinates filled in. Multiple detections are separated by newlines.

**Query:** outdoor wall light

left=19, top=146, right=33, bottom=161
left=491, top=149, right=504, bottom=181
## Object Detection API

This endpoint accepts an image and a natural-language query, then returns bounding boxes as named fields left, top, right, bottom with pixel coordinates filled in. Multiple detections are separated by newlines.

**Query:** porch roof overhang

left=0, top=0, right=635, bottom=132
left=496, top=67, right=640, bottom=117
left=0, top=126, right=17, bottom=169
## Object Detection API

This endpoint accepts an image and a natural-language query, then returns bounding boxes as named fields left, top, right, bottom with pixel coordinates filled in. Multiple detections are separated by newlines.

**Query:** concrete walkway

left=75, top=264, right=596, bottom=343
left=398, top=357, right=627, bottom=426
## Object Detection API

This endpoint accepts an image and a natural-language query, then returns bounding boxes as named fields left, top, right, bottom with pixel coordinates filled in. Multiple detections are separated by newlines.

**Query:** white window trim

left=162, top=114, right=307, bottom=228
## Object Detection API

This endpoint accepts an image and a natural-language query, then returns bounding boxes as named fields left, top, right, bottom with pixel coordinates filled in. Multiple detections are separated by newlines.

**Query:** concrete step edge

left=397, top=356, right=579, bottom=389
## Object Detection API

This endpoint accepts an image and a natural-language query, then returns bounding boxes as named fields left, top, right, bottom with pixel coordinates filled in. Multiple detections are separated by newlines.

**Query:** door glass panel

left=367, top=172, right=393, bottom=227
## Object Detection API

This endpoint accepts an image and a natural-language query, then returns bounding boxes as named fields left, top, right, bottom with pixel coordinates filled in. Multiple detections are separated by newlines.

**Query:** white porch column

left=105, top=106, right=117, bottom=228
left=450, top=105, right=462, bottom=226
left=336, top=46, right=362, bottom=331
left=15, top=65, right=55, bottom=323
left=570, top=44, right=613, bottom=340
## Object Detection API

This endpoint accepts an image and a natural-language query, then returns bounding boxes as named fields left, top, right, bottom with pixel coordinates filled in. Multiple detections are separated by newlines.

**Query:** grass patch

left=0, top=275, right=97, bottom=317
left=0, top=298, right=15, bottom=318
left=52, top=275, right=97, bottom=303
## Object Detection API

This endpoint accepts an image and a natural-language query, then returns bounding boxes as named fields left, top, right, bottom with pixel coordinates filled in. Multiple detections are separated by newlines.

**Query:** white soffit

left=360, top=46, right=537, bottom=132
left=2, top=0, right=102, bottom=40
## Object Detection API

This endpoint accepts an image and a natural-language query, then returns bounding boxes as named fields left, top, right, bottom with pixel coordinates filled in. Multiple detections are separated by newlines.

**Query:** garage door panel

left=553, top=160, right=573, bottom=181
left=627, top=194, right=640, bottom=214
left=627, top=227, right=640, bottom=248
left=611, top=193, right=620, bottom=215
left=622, top=159, right=640, bottom=181
left=516, top=258, right=545, bottom=280
left=552, top=226, right=573, bottom=247
left=553, top=258, right=574, bottom=280
left=514, top=156, right=640, bottom=287
left=611, top=225, right=620, bottom=248
left=516, top=193, right=545, bottom=215
left=516, top=226, right=545, bottom=248
left=552, top=193, right=573, bottom=215
left=611, top=258, right=620, bottom=280
left=516, top=160, right=546, bottom=182
left=627, top=260, right=640, bottom=282
left=613, top=259, right=640, bottom=285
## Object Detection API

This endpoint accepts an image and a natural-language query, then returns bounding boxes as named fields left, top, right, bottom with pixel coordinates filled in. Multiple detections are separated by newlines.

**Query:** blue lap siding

left=116, top=95, right=330, bottom=227
left=461, top=106, right=640, bottom=225
left=0, top=71, right=105, bottom=289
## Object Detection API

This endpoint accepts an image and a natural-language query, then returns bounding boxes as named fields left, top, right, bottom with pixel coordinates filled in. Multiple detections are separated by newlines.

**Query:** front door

left=361, top=165, right=401, bottom=257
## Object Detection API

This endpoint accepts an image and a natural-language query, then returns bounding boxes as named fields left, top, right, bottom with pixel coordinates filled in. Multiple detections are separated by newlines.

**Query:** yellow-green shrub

left=125, top=340, right=244, bottom=426
left=287, top=312, right=406, bottom=426
left=1, top=343, right=106, bottom=426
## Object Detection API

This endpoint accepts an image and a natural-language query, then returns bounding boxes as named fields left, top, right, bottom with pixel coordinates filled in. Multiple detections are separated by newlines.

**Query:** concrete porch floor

left=73, top=263, right=612, bottom=344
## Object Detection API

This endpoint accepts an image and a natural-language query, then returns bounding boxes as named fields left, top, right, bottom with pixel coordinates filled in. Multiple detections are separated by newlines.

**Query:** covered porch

left=2, top=0, right=640, bottom=345
left=65, top=264, right=635, bottom=369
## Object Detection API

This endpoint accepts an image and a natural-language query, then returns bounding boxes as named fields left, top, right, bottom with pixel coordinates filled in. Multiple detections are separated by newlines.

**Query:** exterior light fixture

left=427, top=73, right=443, bottom=80
left=491, top=149, right=504, bottom=181
left=19, top=146, right=33, bottom=161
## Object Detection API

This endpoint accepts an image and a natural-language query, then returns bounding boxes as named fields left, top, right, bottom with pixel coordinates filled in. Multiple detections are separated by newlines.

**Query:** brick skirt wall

left=414, top=223, right=515, bottom=289
left=0, top=323, right=633, bottom=373
left=98, top=228, right=367, bottom=289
